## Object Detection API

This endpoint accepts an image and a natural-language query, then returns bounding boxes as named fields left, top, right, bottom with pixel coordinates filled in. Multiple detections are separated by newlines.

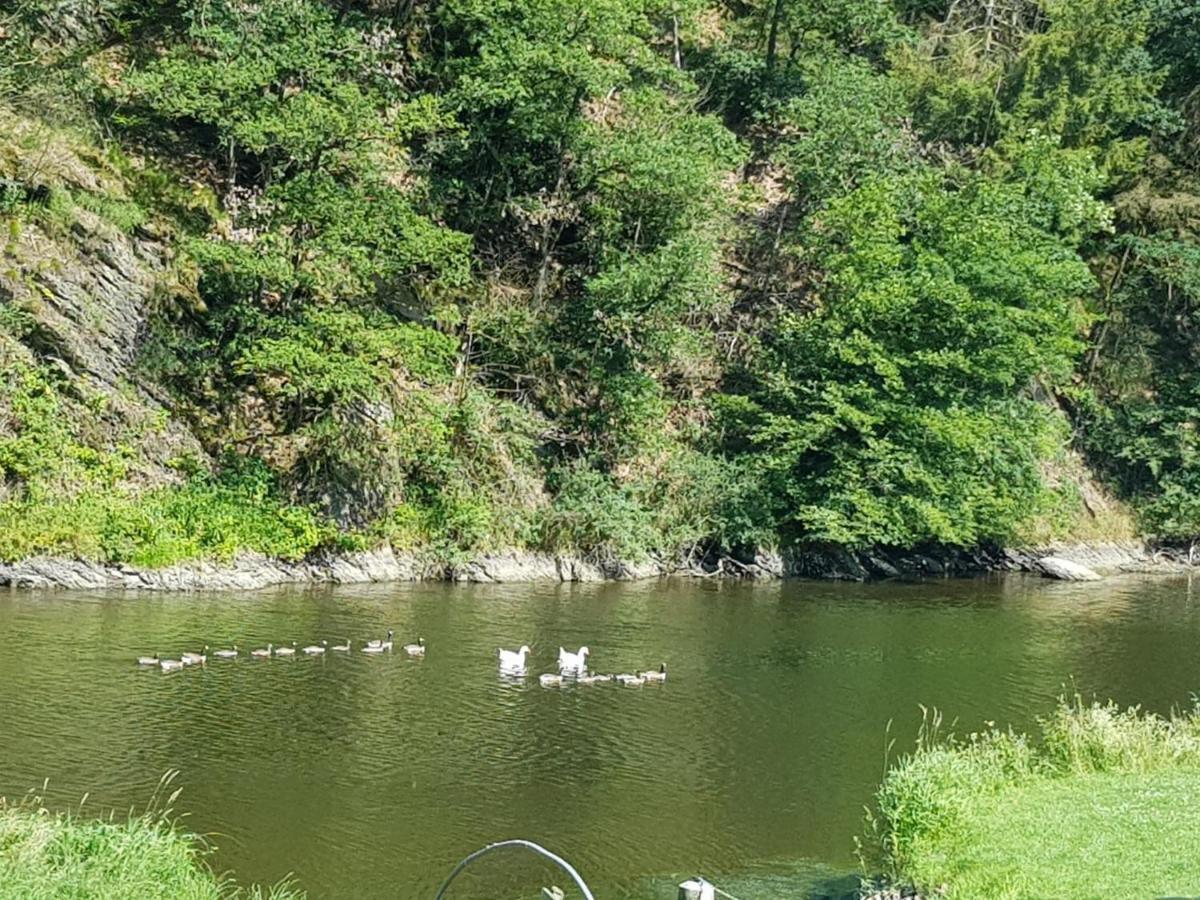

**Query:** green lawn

left=873, top=699, right=1200, bottom=900
left=941, top=770, right=1200, bottom=899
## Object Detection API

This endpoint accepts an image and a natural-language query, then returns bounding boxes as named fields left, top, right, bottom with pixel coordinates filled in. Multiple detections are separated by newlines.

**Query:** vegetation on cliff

left=1, top=0, right=1198, bottom=565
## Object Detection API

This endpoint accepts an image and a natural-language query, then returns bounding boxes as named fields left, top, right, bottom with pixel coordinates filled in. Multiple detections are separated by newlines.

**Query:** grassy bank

left=0, top=800, right=302, bottom=899
left=870, top=698, right=1200, bottom=899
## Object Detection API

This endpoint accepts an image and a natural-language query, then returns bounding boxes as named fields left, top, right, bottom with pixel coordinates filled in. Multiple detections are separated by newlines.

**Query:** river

left=1, top=573, right=1197, bottom=897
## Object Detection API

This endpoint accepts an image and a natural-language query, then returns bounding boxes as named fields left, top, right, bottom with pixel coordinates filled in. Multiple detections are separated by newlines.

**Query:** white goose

left=213, top=646, right=238, bottom=659
left=403, top=637, right=426, bottom=657
left=302, top=640, right=328, bottom=655
left=250, top=643, right=273, bottom=658
left=274, top=642, right=297, bottom=657
left=160, top=659, right=184, bottom=673
left=558, top=646, right=589, bottom=672
left=539, top=673, right=564, bottom=687
left=640, top=663, right=667, bottom=682
left=498, top=645, right=532, bottom=672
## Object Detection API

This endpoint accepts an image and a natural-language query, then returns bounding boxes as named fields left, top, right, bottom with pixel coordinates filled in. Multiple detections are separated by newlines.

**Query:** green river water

left=1, top=573, right=1198, bottom=898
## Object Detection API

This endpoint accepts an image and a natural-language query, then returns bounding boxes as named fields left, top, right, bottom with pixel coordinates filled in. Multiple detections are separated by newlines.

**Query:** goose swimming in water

left=640, top=663, right=667, bottom=682
left=331, top=639, right=351, bottom=652
left=213, top=646, right=238, bottom=659
left=160, top=659, right=184, bottom=673
left=136, top=655, right=160, bottom=667
left=498, top=645, right=532, bottom=672
left=365, top=629, right=394, bottom=648
left=302, top=640, right=327, bottom=655
left=539, top=673, right=564, bottom=687
left=403, top=637, right=426, bottom=657
left=615, top=673, right=644, bottom=686
left=250, top=643, right=273, bottom=658
left=181, top=646, right=208, bottom=665
left=558, top=646, right=589, bottom=672
left=274, top=642, right=297, bottom=657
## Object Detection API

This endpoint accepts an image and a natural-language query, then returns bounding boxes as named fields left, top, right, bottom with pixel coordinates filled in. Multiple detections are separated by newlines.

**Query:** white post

left=678, top=878, right=716, bottom=900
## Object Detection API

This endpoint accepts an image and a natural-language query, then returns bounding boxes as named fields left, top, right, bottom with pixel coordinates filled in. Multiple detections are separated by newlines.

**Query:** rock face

left=1, top=540, right=1196, bottom=591
left=1036, top=556, right=1103, bottom=581
left=0, top=549, right=672, bottom=591
left=0, top=111, right=206, bottom=481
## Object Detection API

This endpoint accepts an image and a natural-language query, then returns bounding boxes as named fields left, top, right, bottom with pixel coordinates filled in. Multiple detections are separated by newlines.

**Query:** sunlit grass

left=0, top=778, right=303, bottom=900
left=870, top=697, right=1200, bottom=899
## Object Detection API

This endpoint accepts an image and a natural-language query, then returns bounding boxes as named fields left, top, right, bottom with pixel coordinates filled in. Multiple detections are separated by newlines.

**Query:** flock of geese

left=499, top=644, right=668, bottom=687
left=137, top=635, right=666, bottom=686
left=137, top=631, right=425, bottom=672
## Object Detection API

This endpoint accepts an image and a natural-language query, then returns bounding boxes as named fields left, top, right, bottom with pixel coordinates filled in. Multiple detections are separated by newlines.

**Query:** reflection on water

left=1, top=573, right=1199, bottom=897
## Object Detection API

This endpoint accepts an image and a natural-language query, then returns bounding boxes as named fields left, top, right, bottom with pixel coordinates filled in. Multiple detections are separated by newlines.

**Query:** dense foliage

left=1, top=0, right=1198, bottom=563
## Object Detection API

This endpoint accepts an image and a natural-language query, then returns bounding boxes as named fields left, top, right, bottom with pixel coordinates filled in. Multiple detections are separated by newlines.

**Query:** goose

left=365, top=630, right=394, bottom=649
left=616, top=673, right=644, bottom=686
left=381, top=630, right=394, bottom=651
left=403, top=637, right=426, bottom=657
left=578, top=673, right=609, bottom=685
left=213, top=646, right=238, bottom=659
left=498, top=645, right=532, bottom=672
left=640, top=663, right=667, bottom=682
left=136, top=655, right=160, bottom=667
left=558, top=646, right=589, bottom=672
left=250, top=643, right=273, bottom=658
left=181, top=645, right=209, bottom=665
left=274, top=642, right=297, bottom=657
left=160, top=659, right=184, bottom=673
left=539, top=673, right=564, bottom=687
left=302, top=640, right=328, bottom=655
left=331, top=639, right=351, bottom=652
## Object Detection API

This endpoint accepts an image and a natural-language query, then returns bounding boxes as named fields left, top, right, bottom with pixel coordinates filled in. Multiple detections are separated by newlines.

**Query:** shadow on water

left=1, top=573, right=1198, bottom=897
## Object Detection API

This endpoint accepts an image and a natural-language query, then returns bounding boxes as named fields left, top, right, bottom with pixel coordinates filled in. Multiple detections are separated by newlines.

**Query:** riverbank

left=0, top=541, right=1193, bottom=591
left=871, top=698, right=1200, bottom=899
left=0, top=801, right=301, bottom=899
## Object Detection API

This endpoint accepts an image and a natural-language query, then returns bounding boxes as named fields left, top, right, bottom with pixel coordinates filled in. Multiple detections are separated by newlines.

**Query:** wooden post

left=678, top=878, right=715, bottom=900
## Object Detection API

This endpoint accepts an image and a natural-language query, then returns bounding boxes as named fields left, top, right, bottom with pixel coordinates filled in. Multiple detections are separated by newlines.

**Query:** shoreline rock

left=0, top=547, right=676, bottom=592
left=0, top=541, right=1194, bottom=592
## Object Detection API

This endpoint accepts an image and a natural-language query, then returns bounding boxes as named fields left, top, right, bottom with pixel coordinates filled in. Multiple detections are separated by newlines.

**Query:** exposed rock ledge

left=0, top=543, right=1192, bottom=592
left=0, top=549, right=683, bottom=592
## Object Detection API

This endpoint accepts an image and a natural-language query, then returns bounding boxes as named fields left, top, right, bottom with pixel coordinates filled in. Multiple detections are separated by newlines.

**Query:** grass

left=0, top=466, right=332, bottom=567
left=0, top=786, right=303, bottom=899
left=869, top=698, right=1200, bottom=899
left=945, top=770, right=1200, bottom=898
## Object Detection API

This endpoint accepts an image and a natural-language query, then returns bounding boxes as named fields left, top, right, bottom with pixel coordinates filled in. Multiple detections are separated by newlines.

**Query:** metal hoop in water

left=433, top=838, right=596, bottom=900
